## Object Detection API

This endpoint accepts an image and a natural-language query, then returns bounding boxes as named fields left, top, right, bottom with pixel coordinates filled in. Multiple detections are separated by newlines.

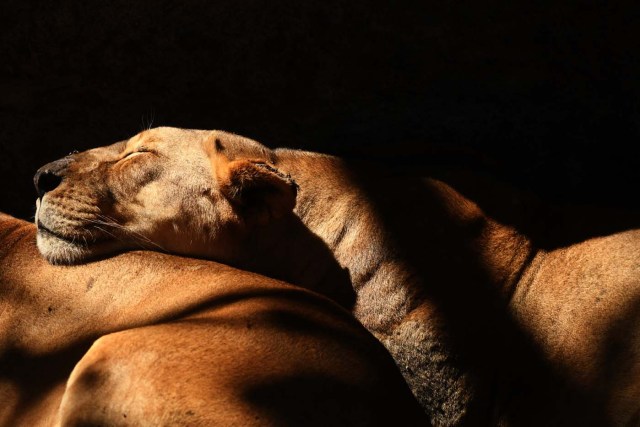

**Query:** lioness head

left=34, top=127, right=297, bottom=264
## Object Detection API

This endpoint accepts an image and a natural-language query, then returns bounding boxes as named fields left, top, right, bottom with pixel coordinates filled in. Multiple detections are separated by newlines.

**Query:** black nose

left=34, top=157, right=73, bottom=197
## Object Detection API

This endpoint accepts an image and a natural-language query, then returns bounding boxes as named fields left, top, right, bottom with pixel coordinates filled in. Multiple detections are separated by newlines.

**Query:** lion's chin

left=36, top=229, right=119, bottom=265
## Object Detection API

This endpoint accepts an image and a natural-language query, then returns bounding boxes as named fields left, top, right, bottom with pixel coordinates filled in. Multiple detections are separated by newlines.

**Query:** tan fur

left=0, top=213, right=426, bottom=426
left=36, top=127, right=640, bottom=425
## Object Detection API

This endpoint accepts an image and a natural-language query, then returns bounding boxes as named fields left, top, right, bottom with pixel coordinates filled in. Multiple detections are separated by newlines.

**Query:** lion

left=34, top=127, right=640, bottom=425
left=0, top=212, right=427, bottom=426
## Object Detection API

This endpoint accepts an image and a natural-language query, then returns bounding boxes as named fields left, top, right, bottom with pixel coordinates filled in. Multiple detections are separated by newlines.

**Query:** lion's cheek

left=130, top=184, right=182, bottom=219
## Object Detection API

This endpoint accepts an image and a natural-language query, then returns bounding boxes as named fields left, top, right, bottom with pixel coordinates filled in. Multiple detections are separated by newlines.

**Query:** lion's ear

left=217, top=159, right=298, bottom=224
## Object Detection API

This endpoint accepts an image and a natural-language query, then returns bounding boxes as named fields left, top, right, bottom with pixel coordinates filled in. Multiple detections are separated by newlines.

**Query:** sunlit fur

left=35, top=127, right=640, bottom=425
left=1, top=213, right=427, bottom=426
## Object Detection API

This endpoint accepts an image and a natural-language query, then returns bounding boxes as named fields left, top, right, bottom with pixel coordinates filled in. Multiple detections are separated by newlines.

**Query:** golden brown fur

left=35, top=127, right=640, bottom=425
left=0, top=213, right=427, bottom=426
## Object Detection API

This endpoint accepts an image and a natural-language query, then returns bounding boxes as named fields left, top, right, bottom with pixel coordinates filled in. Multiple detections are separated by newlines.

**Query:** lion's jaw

left=35, top=191, right=235, bottom=265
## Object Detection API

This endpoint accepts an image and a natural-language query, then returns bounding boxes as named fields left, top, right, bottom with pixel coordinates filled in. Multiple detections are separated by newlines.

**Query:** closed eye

left=121, top=149, right=155, bottom=161
left=125, top=151, right=148, bottom=159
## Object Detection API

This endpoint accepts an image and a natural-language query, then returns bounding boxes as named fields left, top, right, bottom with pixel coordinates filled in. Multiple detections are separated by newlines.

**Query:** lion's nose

left=34, top=158, right=72, bottom=197
left=34, top=168, right=62, bottom=197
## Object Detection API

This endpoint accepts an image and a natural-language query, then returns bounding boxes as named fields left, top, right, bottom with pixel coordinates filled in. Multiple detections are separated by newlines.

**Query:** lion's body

left=508, top=229, right=640, bottom=425
left=0, top=213, right=426, bottom=426
left=34, top=127, right=640, bottom=425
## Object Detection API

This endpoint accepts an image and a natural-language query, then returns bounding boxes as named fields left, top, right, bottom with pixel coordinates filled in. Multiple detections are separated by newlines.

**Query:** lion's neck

left=273, top=150, right=536, bottom=331
left=268, top=150, right=540, bottom=423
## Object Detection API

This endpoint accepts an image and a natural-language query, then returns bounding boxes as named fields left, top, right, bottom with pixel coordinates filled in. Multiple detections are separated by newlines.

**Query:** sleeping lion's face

left=34, top=127, right=296, bottom=264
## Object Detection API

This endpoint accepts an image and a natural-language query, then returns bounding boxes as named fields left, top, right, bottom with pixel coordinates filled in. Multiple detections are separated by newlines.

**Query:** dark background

left=1, top=0, right=639, bottom=220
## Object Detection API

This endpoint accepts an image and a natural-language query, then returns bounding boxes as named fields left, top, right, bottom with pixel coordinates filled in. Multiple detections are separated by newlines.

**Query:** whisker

left=90, top=223, right=119, bottom=240
left=87, top=215, right=166, bottom=251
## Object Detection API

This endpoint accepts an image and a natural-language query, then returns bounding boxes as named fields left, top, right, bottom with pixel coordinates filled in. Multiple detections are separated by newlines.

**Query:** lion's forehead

left=129, top=127, right=212, bottom=149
